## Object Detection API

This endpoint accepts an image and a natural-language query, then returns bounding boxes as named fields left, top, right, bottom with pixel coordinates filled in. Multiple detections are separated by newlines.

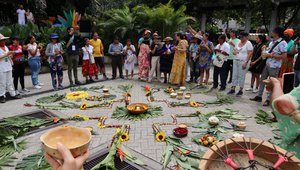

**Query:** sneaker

left=75, top=81, right=82, bottom=85
left=38, top=82, right=44, bottom=86
left=250, top=96, right=262, bottom=102
left=70, top=82, right=74, bottom=87
left=236, top=91, right=243, bottom=96
left=21, top=88, right=30, bottom=93
left=12, top=94, right=22, bottom=99
left=58, top=85, right=64, bottom=90
left=111, top=77, right=116, bottom=80
left=90, top=79, right=95, bottom=83
left=15, top=90, right=20, bottom=95
left=252, top=89, right=259, bottom=93
left=0, top=96, right=5, bottom=103
left=227, top=89, right=235, bottom=95
left=34, top=85, right=42, bottom=89
left=245, top=88, right=253, bottom=91
left=120, top=76, right=124, bottom=79
left=219, top=87, right=226, bottom=91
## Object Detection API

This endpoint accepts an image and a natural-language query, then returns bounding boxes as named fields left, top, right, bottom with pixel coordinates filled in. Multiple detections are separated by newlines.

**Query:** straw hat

left=163, top=37, right=173, bottom=41
left=0, top=34, right=9, bottom=41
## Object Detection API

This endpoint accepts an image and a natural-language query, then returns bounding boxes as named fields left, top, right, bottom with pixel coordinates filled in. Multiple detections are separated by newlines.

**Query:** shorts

left=95, top=57, right=105, bottom=68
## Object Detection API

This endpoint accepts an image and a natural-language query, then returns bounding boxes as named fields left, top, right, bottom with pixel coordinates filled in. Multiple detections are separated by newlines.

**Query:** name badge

left=72, top=45, right=76, bottom=51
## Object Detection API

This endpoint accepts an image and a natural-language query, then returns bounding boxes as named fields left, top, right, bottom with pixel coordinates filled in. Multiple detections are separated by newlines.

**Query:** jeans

left=49, top=56, right=64, bottom=89
left=190, top=59, right=199, bottom=81
left=294, top=70, right=300, bottom=87
left=111, top=55, right=123, bottom=78
left=213, top=61, right=228, bottom=88
left=13, top=64, right=25, bottom=90
left=67, top=54, right=79, bottom=84
left=226, top=60, right=233, bottom=82
left=257, top=65, right=279, bottom=100
left=28, top=56, right=41, bottom=86
left=0, top=71, right=16, bottom=97
left=232, top=60, right=248, bottom=88
left=149, top=56, right=160, bottom=81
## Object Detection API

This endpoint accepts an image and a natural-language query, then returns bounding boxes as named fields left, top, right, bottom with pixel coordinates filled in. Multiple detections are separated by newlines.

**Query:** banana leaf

left=36, top=93, right=65, bottom=104
left=0, top=140, right=26, bottom=159
left=16, top=152, right=52, bottom=170
left=0, top=116, right=51, bottom=128
left=118, top=84, right=133, bottom=93
left=255, top=109, right=273, bottom=124
left=0, top=156, right=16, bottom=169
left=161, top=145, right=173, bottom=169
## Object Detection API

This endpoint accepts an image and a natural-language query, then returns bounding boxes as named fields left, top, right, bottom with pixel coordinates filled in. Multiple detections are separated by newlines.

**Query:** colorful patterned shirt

left=266, top=38, right=287, bottom=69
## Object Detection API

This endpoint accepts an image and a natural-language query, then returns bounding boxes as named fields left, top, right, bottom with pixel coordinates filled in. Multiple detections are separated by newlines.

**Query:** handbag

left=213, top=53, right=225, bottom=68
left=85, top=47, right=95, bottom=64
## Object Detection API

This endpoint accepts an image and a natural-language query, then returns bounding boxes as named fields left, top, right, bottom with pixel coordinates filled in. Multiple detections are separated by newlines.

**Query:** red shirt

left=8, top=45, right=24, bottom=64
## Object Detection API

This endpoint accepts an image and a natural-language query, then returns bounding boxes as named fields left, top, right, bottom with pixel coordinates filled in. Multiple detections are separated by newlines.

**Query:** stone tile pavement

left=0, top=65, right=275, bottom=169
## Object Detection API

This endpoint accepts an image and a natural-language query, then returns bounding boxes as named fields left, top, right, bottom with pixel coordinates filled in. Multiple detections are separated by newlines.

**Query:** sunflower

left=190, top=101, right=198, bottom=107
left=97, top=122, right=106, bottom=128
left=116, top=128, right=121, bottom=133
left=83, top=117, right=89, bottom=120
left=155, top=132, right=166, bottom=142
left=73, top=114, right=82, bottom=118
left=80, top=103, right=88, bottom=110
left=65, top=91, right=89, bottom=100
left=119, top=133, right=129, bottom=142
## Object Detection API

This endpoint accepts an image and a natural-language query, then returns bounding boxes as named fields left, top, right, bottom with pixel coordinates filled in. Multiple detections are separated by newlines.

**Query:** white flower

left=233, top=133, right=244, bottom=138
left=208, top=116, right=219, bottom=125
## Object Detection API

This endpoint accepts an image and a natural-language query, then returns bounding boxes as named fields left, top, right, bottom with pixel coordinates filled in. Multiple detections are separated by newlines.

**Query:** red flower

left=144, top=85, right=150, bottom=91
left=53, top=117, right=60, bottom=123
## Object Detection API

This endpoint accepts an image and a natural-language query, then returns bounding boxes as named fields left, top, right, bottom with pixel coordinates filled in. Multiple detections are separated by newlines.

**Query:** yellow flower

left=155, top=132, right=166, bottom=142
left=80, top=103, right=88, bottom=110
left=65, top=91, right=89, bottom=100
left=145, top=91, right=151, bottom=96
left=83, top=117, right=89, bottom=120
left=97, top=122, right=106, bottom=128
left=116, top=128, right=121, bottom=133
left=127, top=93, right=131, bottom=97
left=73, top=114, right=82, bottom=118
left=190, top=101, right=198, bottom=107
left=119, top=133, right=129, bottom=142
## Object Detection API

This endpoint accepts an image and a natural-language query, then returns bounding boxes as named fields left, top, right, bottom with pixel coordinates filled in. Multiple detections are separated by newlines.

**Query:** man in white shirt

left=16, top=5, right=26, bottom=25
left=213, top=34, right=230, bottom=91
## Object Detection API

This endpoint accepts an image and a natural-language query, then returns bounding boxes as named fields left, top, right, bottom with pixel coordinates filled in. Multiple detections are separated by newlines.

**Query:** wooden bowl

left=103, top=93, right=111, bottom=98
left=199, top=137, right=300, bottom=170
left=170, top=93, right=177, bottom=98
left=177, top=91, right=184, bottom=96
left=173, top=127, right=188, bottom=138
left=178, top=123, right=188, bottom=129
left=127, top=103, right=149, bottom=115
left=102, top=88, right=109, bottom=93
left=40, top=126, right=92, bottom=160
left=185, top=93, right=192, bottom=99
left=236, top=122, right=247, bottom=130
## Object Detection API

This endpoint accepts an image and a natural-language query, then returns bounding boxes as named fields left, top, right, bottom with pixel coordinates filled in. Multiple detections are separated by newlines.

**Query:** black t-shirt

left=294, top=48, right=300, bottom=70
left=151, top=43, right=162, bottom=56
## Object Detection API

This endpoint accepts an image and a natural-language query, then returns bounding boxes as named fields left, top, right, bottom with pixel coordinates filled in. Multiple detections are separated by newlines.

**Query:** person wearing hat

left=138, top=29, right=152, bottom=49
left=0, top=33, right=22, bottom=103
left=278, top=28, right=295, bottom=78
left=251, top=26, right=288, bottom=106
left=45, top=33, right=64, bottom=91
left=160, top=37, right=175, bottom=83
left=227, top=32, right=253, bottom=96
left=8, top=36, right=29, bottom=94
left=149, top=35, right=162, bottom=83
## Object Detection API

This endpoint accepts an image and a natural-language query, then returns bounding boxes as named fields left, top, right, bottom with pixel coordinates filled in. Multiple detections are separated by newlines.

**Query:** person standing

left=148, top=36, right=162, bottom=83
left=278, top=29, right=295, bottom=78
left=0, top=34, right=22, bottom=103
left=227, top=32, right=253, bottom=96
left=226, top=30, right=240, bottom=84
left=138, top=38, right=151, bottom=81
left=169, top=33, right=188, bottom=86
left=213, top=35, right=230, bottom=91
left=64, top=27, right=81, bottom=86
left=45, top=33, right=64, bottom=91
left=160, top=37, right=175, bottom=83
left=26, top=9, right=34, bottom=23
left=81, top=38, right=98, bottom=83
left=8, top=36, right=29, bottom=93
left=138, top=29, right=152, bottom=49
left=292, top=37, right=300, bottom=87
left=90, top=32, right=107, bottom=80
left=188, top=37, right=200, bottom=83
left=16, top=5, right=26, bottom=25
left=108, top=37, right=124, bottom=79
left=123, top=39, right=136, bottom=79
left=27, top=35, right=43, bottom=89
left=247, top=35, right=267, bottom=93
left=251, top=27, right=287, bottom=106
left=198, top=33, right=214, bottom=85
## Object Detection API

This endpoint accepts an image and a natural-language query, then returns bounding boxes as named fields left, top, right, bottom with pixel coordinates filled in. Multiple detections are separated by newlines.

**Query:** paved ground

left=1, top=65, right=274, bottom=169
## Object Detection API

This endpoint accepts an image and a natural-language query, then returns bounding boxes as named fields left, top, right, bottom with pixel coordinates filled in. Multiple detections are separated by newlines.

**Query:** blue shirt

left=108, top=43, right=124, bottom=55
left=266, top=38, right=287, bottom=69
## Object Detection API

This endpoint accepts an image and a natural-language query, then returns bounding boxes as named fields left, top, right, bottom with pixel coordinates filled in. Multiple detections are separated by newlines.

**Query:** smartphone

left=282, top=72, right=295, bottom=94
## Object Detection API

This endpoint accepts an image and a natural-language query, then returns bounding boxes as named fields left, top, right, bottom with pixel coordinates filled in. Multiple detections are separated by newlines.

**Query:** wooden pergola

left=194, top=0, right=300, bottom=34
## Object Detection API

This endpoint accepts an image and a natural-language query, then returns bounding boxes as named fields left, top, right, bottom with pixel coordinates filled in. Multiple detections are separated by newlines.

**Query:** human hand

left=242, top=62, right=247, bottom=70
left=44, top=143, right=89, bottom=170
left=7, top=51, right=14, bottom=56
left=263, top=77, right=281, bottom=92
left=250, top=62, right=255, bottom=67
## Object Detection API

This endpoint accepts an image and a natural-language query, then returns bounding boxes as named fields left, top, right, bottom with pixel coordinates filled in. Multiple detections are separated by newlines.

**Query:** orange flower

left=53, top=117, right=60, bottom=123
left=117, top=148, right=125, bottom=161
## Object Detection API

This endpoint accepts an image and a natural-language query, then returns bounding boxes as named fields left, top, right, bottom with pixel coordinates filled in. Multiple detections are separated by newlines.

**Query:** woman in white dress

left=123, top=39, right=136, bottom=79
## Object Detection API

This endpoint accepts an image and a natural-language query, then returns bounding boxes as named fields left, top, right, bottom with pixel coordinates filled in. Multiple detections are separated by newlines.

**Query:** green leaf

left=161, top=145, right=173, bottom=169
